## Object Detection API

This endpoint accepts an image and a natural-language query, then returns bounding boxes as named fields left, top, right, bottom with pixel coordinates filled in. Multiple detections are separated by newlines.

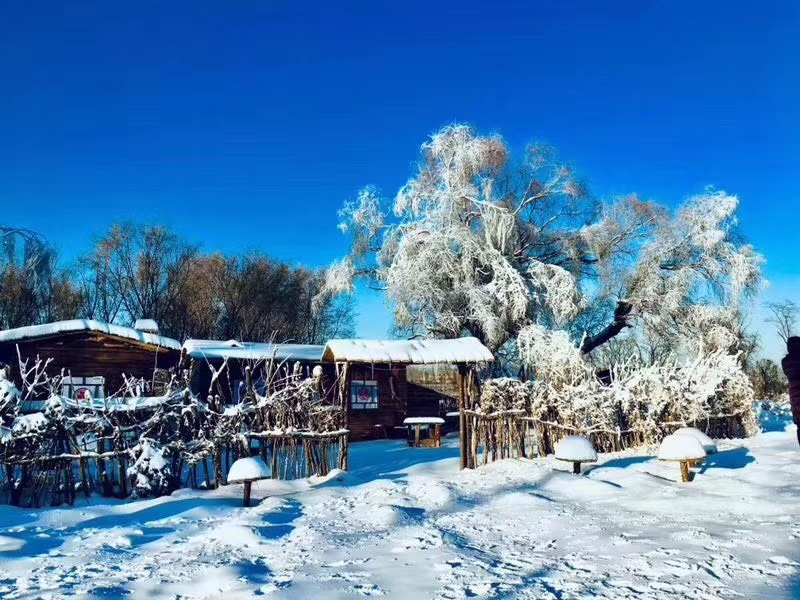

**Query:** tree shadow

left=698, top=447, right=755, bottom=474
left=342, top=440, right=461, bottom=486
left=0, top=497, right=240, bottom=559
left=583, top=456, right=653, bottom=476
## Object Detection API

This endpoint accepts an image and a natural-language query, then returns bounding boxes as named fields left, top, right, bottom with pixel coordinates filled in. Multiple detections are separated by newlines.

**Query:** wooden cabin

left=320, top=338, right=494, bottom=441
left=182, top=339, right=327, bottom=404
left=182, top=337, right=494, bottom=443
left=0, top=319, right=182, bottom=410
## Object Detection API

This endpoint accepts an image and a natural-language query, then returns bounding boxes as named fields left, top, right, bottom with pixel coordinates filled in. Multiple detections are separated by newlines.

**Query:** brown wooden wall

left=0, top=332, right=181, bottom=400
left=347, top=364, right=408, bottom=441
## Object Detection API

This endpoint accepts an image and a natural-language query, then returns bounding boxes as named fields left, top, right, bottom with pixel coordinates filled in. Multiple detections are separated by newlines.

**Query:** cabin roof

left=133, top=319, right=159, bottom=333
left=0, top=319, right=182, bottom=351
left=321, top=337, right=494, bottom=365
left=182, top=339, right=325, bottom=363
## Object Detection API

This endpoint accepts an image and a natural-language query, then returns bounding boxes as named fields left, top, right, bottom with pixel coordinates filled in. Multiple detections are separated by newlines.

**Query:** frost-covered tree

left=322, top=124, right=763, bottom=359
left=321, top=125, right=593, bottom=351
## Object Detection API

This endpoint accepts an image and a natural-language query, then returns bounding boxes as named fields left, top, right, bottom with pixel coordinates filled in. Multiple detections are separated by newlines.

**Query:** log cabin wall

left=346, top=364, right=408, bottom=441
left=0, top=331, right=181, bottom=399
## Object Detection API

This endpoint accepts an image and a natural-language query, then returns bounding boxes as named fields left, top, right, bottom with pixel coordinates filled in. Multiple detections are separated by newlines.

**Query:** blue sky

left=1, top=1, right=797, bottom=357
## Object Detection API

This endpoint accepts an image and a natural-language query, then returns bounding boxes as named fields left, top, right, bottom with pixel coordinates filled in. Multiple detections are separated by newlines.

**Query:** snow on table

left=554, top=436, right=598, bottom=462
left=403, top=417, right=445, bottom=425
left=657, top=433, right=707, bottom=461
left=227, top=456, right=270, bottom=482
left=673, top=427, right=718, bottom=454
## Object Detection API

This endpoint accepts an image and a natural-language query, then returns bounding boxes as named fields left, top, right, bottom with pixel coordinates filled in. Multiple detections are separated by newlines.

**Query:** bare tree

left=79, top=224, right=199, bottom=336
left=766, top=300, right=798, bottom=344
left=0, top=226, right=81, bottom=329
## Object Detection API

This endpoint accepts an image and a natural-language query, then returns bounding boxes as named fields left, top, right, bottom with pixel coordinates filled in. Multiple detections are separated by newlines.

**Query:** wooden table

left=403, top=417, right=445, bottom=448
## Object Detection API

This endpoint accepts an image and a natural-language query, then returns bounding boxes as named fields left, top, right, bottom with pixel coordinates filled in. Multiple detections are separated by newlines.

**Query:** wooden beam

left=457, top=363, right=468, bottom=470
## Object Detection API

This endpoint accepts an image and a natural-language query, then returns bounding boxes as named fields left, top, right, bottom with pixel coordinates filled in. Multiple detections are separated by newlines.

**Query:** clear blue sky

left=1, top=1, right=797, bottom=355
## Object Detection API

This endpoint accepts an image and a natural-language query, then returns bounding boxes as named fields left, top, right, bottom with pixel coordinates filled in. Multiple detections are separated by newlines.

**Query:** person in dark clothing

left=781, top=336, right=800, bottom=446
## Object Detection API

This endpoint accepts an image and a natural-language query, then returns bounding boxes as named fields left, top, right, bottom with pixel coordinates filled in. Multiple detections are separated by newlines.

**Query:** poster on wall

left=351, top=380, right=379, bottom=410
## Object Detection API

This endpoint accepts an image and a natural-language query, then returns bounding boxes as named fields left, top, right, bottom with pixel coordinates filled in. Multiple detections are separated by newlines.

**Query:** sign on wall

left=351, top=380, right=379, bottom=410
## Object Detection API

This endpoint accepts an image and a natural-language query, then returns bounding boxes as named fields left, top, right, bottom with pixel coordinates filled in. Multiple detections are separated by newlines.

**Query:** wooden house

left=0, top=319, right=182, bottom=410
left=319, top=338, right=493, bottom=441
left=182, top=339, right=327, bottom=404
left=183, top=336, right=493, bottom=443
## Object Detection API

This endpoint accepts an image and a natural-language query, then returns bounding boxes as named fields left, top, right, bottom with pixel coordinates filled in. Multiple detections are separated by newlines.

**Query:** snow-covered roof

left=321, top=337, right=494, bottom=364
left=183, top=339, right=325, bottom=363
left=0, top=319, right=181, bottom=351
left=134, top=319, right=159, bottom=333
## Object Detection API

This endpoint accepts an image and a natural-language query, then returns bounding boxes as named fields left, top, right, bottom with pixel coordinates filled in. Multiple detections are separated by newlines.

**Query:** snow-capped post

left=672, top=427, right=717, bottom=459
left=227, top=456, right=270, bottom=507
left=658, top=434, right=707, bottom=483
left=554, top=436, right=598, bottom=474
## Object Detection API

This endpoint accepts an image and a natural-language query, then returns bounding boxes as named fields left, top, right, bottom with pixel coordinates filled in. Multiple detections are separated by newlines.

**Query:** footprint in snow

left=353, top=583, right=384, bottom=596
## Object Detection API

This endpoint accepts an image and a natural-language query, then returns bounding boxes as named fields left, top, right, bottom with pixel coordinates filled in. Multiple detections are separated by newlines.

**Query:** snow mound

left=658, top=434, right=706, bottom=461
left=0, top=369, right=20, bottom=406
left=673, top=427, right=717, bottom=454
left=554, top=436, right=597, bottom=462
left=12, top=413, right=48, bottom=433
left=227, top=457, right=270, bottom=482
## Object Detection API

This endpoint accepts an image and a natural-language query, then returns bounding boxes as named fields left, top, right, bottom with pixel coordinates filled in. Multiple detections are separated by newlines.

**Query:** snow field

left=0, top=426, right=797, bottom=599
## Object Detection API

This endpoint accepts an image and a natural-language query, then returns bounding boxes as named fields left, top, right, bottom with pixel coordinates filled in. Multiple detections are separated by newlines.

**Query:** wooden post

left=572, top=461, right=581, bottom=475
left=245, top=366, right=253, bottom=402
left=414, top=424, right=421, bottom=448
left=457, top=363, right=468, bottom=470
left=680, top=460, right=691, bottom=483
left=338, top=362, right=350, bottom=471
left=243, top=481, right=252, bottom=507
left=435, top=424, right=442, bottom=448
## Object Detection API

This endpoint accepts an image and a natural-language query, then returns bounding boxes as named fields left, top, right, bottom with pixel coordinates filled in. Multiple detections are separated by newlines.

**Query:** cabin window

left=61, top=376, right=105, bottom=402
left=351, top=380, right=379, bottom=410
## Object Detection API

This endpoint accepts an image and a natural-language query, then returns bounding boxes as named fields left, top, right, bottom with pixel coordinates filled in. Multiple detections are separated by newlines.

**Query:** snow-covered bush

left=478, top=378, right=531, bottom=414
left=128, top=440, right=171, bottom=499
left=482, top=345, right=756, bottom=455
left=0, top=367, right=20, bottom=427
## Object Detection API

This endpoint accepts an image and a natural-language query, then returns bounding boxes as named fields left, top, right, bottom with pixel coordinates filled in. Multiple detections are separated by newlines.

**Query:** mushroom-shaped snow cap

left=673, top=427, right=717, bottom=454
left=312, top=365, right=323, bottom=378
left=657, top=434, right=706, bottom=462
left=227, top=456, right=270, bottom=483
left=554, top=436, right=598, bottom=463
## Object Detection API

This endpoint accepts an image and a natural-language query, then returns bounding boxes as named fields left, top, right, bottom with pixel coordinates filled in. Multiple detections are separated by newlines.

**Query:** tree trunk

left=580, top=301, right=633, bottom=354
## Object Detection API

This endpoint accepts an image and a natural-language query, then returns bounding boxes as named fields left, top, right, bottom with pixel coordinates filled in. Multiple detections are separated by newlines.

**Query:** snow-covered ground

left=1, top=426, right=799, bottom=599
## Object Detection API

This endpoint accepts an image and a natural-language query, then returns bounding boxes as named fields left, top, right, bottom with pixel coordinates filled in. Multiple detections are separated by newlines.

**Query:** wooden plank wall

left=0, top=332, right=181, bottom=399
left=347, top=364, right=408, bottom=440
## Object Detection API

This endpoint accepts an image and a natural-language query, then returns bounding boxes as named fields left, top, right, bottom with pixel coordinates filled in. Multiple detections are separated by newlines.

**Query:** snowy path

left=0, top=429, right=799, bottom=599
